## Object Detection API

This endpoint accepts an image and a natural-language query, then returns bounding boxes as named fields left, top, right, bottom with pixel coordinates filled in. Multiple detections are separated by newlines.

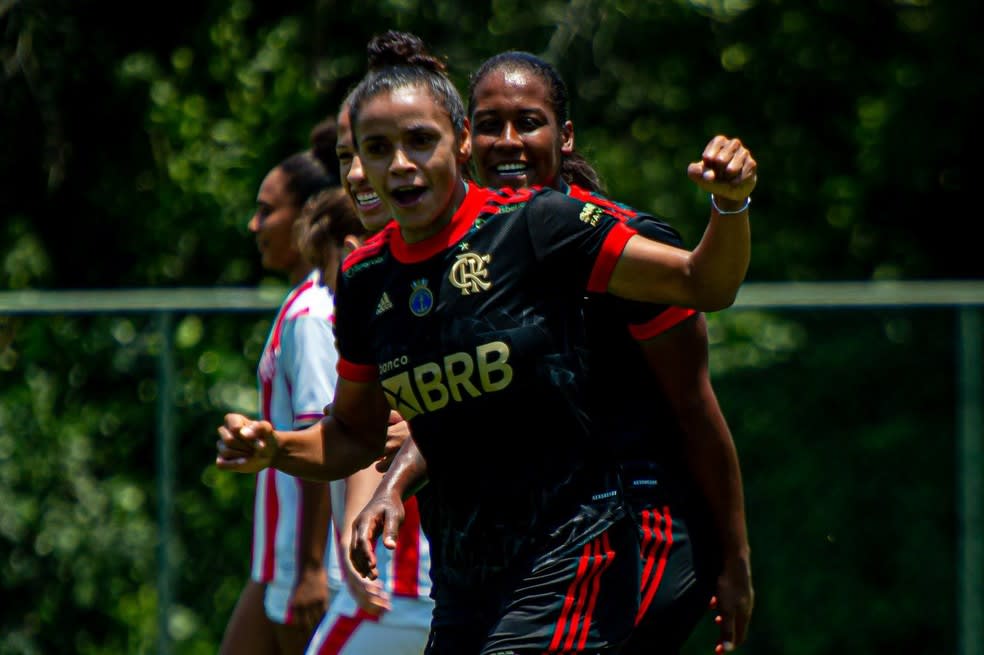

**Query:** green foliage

left=0, top=1, right=979, bottom=653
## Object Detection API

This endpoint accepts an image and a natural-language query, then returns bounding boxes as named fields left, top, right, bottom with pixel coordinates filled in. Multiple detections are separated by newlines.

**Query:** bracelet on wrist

left=711, top=194, right=751, bottom=215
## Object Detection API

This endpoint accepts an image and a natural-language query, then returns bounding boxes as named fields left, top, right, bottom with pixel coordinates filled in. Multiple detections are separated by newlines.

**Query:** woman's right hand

left=215, top=413, right=278, bottom=473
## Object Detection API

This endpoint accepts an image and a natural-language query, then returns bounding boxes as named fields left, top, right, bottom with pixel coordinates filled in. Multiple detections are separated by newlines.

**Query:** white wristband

left=711, top=194, right=751, bottom=215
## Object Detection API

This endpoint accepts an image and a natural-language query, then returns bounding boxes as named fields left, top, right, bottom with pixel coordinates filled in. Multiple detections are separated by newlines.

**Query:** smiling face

left=355, top=85, right=470, bottom=243
left=470, top=68, right=573, bottom=190
left=247, top=166, right=302, bottom=274
left=337, top=105, right=390, bottom=233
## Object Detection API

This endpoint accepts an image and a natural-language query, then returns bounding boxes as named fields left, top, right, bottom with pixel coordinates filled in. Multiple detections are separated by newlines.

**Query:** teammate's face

left=356, top=86, right=470, bottom=244
left=470, top=68, right=573, bottom=190
left=248, top=167, right=302, bottom=273
left=337, top=105, right=390, bottom=233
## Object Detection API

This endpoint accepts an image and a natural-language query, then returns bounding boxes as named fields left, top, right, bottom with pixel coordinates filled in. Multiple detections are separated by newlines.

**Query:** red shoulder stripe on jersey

left=337, top=357, right=377, bottom=382
left=628, top=306, right=697, bottom=341
left=586, top=222, right=636, bottom=294
left=478, top=185, right=538, bottom=214
left=293, top=412, right=323, bottom=425
left=271, top=279, right=316, bottom=350
left=390, top=184, right=493, bottom=263
left=341, top=224, right=394, bottom=272
left=568, top=184, right=638, bottom=221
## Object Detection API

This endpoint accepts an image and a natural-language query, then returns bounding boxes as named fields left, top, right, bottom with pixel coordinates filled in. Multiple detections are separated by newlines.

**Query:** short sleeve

left=524, top=189, right=636, bottom=293
left=280, top=315, right=337, bottom=428
left=610, top=213, right=698, bottom=339
left=332, top=270, right=378, bottom=383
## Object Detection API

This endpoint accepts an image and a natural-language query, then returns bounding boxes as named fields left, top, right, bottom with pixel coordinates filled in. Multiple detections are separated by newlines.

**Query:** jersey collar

left=389, top=182, right=490, bottom=263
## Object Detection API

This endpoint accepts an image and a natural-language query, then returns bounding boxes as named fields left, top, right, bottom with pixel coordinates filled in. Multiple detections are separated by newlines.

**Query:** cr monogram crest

left=449, top=252, right=492, bottom=295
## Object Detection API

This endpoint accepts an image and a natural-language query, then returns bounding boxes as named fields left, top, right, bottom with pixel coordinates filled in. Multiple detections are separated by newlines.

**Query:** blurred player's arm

left=290, top=478, right=332, bottom=630
left=640, top=313, right=753, bottom=651
left=338, top=467, right=392, bottom=615
left=216, top=378, right=389, bottom=481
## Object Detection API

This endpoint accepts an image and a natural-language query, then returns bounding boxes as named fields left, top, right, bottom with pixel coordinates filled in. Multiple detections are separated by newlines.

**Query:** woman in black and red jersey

left=216, top=31, right=755, bottom=655
left=352, top=51, right=754, bottom=655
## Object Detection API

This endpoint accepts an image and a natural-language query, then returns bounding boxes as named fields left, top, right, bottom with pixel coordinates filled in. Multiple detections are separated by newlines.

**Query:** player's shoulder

left=340, top=223, right=395, bottom=276
left=476, top=184, right=543, bottom=216
left=567, top=184, right=644, bottom=221
left=568, top=184, right=682, bottom=244
left=286, top=275, right=334, bottom=321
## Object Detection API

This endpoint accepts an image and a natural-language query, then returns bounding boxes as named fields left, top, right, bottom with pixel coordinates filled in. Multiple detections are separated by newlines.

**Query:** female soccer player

left=353, top=50, right=753, bottom=654
left=219, top=150, right=339, bottom=655
left=216, top=30, right=755, bottom=654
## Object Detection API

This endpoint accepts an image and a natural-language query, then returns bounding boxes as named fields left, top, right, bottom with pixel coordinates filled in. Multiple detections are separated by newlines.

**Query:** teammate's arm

left=640, top=314, right=753, bottom=651
left=338, top=467, right=393, bottom=615
left=216, top=378, right=389, bottom=481
left=290, top=478, right=332, bottom=630
left=349, top=437, right=428, bottom=579
left=606, top=136, right=755, bottom=311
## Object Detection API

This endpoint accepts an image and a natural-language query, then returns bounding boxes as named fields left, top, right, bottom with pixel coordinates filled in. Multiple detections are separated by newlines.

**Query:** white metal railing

left=2, top=279, right=984, bottom=314
left=1, top=280, right=981, bottom=655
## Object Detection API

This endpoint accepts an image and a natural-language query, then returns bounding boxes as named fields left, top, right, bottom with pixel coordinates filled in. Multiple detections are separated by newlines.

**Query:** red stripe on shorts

left=548, top=531, right=616, bottom=652
left=575, top=531, right=614, bottom=650
left=313, top=609, right=378, bottom=654
left=261, top=471, right=280, bottom=582
left=636, top=506, right=674, bottom=624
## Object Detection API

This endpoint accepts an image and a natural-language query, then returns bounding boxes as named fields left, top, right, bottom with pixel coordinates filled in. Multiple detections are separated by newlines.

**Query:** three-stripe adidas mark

left=376, top=292, right=394, bottom=315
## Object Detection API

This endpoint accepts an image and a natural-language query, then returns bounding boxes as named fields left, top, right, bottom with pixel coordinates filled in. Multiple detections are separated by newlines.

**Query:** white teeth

left=356, top=191, right=380, bottom=205
left=496, top=162, right=527, bottom=174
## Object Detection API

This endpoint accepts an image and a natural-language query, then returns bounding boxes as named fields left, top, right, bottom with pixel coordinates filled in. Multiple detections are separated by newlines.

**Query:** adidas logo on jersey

left=376, top=292, right=394, bottom=315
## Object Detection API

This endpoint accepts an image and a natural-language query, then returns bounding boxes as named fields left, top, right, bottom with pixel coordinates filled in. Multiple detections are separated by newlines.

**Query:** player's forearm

left=273, top=418, right=383, bottom=482
left=608, top=216, right=749, bottom=313
left=680, top=398, right=750, bottom=562
left=342, top=466, right=386, bottom=550
left=379, top=437, right=429, bottom=501
left=685, top=206, right=750, bottom=311
left=297, top=477, right=332, bottom=568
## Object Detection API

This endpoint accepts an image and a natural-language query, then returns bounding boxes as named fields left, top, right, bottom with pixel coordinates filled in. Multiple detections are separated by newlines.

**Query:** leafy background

left=0, top=1, right=979, bottom=653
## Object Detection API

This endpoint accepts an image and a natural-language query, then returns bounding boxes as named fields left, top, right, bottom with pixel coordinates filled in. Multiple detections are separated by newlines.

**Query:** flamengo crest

left=449, top=252, right=492, bottom=295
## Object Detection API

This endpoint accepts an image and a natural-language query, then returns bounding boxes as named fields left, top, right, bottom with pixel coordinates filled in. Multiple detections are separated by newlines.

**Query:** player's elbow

left=700, top=288, right=739, bottom=312
left=686, top=263, right=747, bottom=312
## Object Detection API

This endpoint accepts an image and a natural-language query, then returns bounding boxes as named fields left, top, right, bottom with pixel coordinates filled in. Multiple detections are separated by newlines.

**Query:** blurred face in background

left=248, top=166, right=302, bottom=273
left=469, top=67, right=573, bottom=190
left=337, top=105, right=390, bottom=233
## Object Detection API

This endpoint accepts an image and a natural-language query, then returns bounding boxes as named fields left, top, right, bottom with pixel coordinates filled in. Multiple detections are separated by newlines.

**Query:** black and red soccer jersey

left=334, top=182, right=637, bottom=587
left=565, top=183, right=694, bottom=464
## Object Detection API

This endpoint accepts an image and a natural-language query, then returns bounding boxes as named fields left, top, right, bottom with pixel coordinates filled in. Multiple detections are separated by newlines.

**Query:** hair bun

left=366, top=30, right=446, bottom=74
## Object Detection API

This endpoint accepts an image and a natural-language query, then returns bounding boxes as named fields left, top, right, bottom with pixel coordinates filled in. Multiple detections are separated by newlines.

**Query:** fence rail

left=2, top=279, right=984, bottom=314
left=2, top=280, right=981, bottom=655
